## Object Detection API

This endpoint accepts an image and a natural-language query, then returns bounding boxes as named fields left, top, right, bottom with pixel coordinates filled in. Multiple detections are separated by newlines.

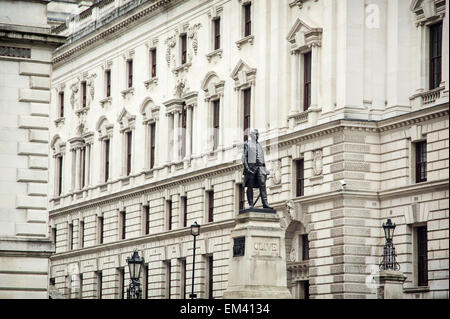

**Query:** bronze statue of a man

left=242, top=129, right=273, bottom=209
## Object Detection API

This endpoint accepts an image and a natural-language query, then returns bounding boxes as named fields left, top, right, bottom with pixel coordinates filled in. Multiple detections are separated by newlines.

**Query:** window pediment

left=286, top=18, right=322, bottom=53
left=230, top=59, right=256, bottom=89
left=201, top=71, right=225, bottom=99
left=117, top=107, right=136, bottom=131
left=140, top=97, right=161, bottom=123
left=96, top=115, right=113, bottom=139
left=410, top=0, right=446, bottom=24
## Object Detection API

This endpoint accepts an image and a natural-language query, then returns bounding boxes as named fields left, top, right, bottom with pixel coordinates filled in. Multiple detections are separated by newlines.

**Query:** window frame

left=296, top=159, right=305, bottom=197
left=180, top=34, right=187, bottom=65
left=415, top=140, right=427, bottom=183
left=429, top=21, right=442, bottom=90
left=243, top=2, right=251, bottom=37
left=243, top=88, right=251, bottom=141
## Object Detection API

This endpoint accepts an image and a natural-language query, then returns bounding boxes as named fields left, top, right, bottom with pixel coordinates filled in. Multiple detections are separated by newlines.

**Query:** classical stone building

left=47, top=0, right=448, bottom=299
left=0, top=0, right=65, bottom=298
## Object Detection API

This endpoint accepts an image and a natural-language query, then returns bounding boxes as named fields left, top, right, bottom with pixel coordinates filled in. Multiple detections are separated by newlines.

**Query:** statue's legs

left=246, top=181, right=254, bottom=208
left=257, top=172, right=272, bottom=209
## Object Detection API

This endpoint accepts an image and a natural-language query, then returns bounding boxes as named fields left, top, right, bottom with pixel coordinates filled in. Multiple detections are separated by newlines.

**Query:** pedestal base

left=223, top=209, right=292, bottom=299
left=374, top=270, right=407, bottom=299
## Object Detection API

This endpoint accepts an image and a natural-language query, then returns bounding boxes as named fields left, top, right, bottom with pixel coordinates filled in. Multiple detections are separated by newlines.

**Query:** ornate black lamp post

left=379, top=219, right=400, bottom=271
left=189, top=221, right=200, bottom=299
left=126, top=249, right=144, bottom=299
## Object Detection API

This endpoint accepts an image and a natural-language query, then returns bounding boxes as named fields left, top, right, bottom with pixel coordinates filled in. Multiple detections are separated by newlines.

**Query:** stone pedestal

left=223, top=209, right=292, bottom=299
left=374, top=270, right=407, bottom=299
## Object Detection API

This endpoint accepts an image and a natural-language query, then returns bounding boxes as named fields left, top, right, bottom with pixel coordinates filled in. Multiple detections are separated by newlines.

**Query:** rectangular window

left=98, top=216, right=104, bottom=244
left=51, top=227, right=57, bottom=245
left=213, top=99, right=220, bottom=151
left=214, top=18, right=221, bottom=50
left=167, top=200, right=172, bottom=231
left=126, top=131, right=132, bottom=176
left=59, top=92, right=64, bottom=117
left=243, top=3, right=251, bottom=37
left=149, top=123, right=156, bottom=169
left=181, top=259, right=187, bottom=299
left=304, top=281, right=310, bottom=300
left=79, top=220, right=84, bottom=249
left=120, top=210, right=126, bottom=240
left=303, top=52, right=311, bottom=111
left=208, top=256, right=214, bottom=299
left=181, top=104, right=187, bottom=159
left=104, top=139, right=110, bottom=182
left=429, top=21, right=442, bottom=90
left=105, top=69, right=111, bottom=97
left=417, top=226, right=428, bottom=286
left=97, top=271, right=102, bottom=299
left=127, top=59, right=133, bottom=88
left=68, top=223, right=73, bottom=251
left=301, top=234, right=309, bottom=261
left=57, top=156, right=63, bottom=196
left=238, top=184, right=245, bottom=211
left=166, top=261, right=172, bottom=299
left=415, top=141, right=427, bottom=183
left=296, top=159, right=305, bottom=197
left=150, top=49, right=157, bottom=78
left=207, top=191, right=214, bottom=223
left=181, top=34, right=187, bottom=65
left=81, top=81, right=87, bottom=108
left=243, top=88, right=251, bottom=141
left=143, top=264, right=149, bottom=299
left=182, top=196, right=188, bottom=228
left=144, top=205, right=150, bottom=235
left=119, top=268, right=125, bottom=299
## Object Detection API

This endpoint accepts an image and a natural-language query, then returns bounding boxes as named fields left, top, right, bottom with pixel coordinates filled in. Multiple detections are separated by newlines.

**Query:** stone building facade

left=0, top=0, right=65, bottom=298
left=47, top=0, right=448, bottom=299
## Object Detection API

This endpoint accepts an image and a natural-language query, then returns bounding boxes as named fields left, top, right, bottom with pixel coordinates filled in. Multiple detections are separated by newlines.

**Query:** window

left=303, top=52, right=311, bottom=111
left=79, top=273, right=83, bottom=298
left=79, top=220, right=84, bottom=249
left=166, top=261, right=172, bottom=299
left=97, top=271, right=102, bottom=299
left=181, top=104, right=187, bottom=159
left=150, top=48, right=157, bottom=78
left=57, top=155, right=63, bottom=196
left=149, top=123, right=156, bottom=169
left=180, top=34, right=187, bottom=65
left=303, top=281, right=310, bottom=299
left=126, top=131, right=132, bottom=176
left=301, top=234, right=309, bottom=261
left=214, top=18, right=221, bottom=50
left=80, top=145, right=86, bottom=188
left=143, top=264, right=149, bottom=299
left=118, top=268, right=125, bottom=299
left=68, top=223, right=73, bottom=251
left=167, top=200, right=172, bottom=231
left=182, top=196, right=188, bottom=228
left=238, top=184, right=245, bottom=211
left=120, top=210, right=126, bottom=240
left=416, top=226, right=428, bottom=286
left=429, top=22, right=442, bottom=90
left=143, top=205, right=150, bottom=235
left=207, top=191, right=214, bottom=223
left=243, top=3, right=251, bottom=37
left=415, top=141, right=427, bottom=183
left=81, top=81, right=87, bottom=108
left=105, top=69, right=111, bottom=97
left=104, top=139, right=110, bottom=182
left=98, top=216, right=104, bottom=244
left=243, top=88, right=251, bottom=141
left=207, top=256, right=214, bottom=299
left=127, top=59, right=133, bottom=88
left=212, top=100, right=220, bottom=151
left=296, top=159, right=304, bottom=197
left=59, top=92, right=64, bottom=117
left=180, top=259, right=187, bottom=299
left=51, top=227, right=57, bottom=245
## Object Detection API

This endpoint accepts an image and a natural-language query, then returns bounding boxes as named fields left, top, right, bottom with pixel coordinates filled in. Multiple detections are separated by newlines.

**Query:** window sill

left=404, top=286, right=430, bottom=293
left=144, top=77, right=158, bottom=88
left=99, top=96, right=112, bottom=107
left=75, top=106, right=89, bottom=117
left=121, top=87, right=134, bottom=97
left=235, top=35, right=254, bottom=49
left=206, top=49, right=223, bottom=62
left=172, top=63, right=191, bottom=76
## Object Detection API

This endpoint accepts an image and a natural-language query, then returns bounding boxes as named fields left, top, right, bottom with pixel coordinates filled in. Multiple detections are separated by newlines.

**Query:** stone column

left=218, top=93, right=224, bottom=149
left=250, top=81, right=256, bottom=130
left=85, top=144, right=91, bottom=186
left=223, top=209, right=292, bottom=299
left=185, top=106, right=192, bottom=160
left=289, top=52, right=300, bottom=116
left=75, top=147, right=81, bottom=190
left=173, top=111, right=180, bottom=162
left=374, top=270, right=407, bottom=299
left=310, top=44, right=320, bottom=109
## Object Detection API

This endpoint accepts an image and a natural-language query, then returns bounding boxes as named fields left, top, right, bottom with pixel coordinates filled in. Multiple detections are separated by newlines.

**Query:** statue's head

left=250, top=129, right=259, bottom=141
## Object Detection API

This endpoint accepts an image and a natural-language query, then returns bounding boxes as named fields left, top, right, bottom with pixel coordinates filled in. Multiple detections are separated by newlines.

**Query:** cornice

left=52, top=0, right=176, bottom=66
